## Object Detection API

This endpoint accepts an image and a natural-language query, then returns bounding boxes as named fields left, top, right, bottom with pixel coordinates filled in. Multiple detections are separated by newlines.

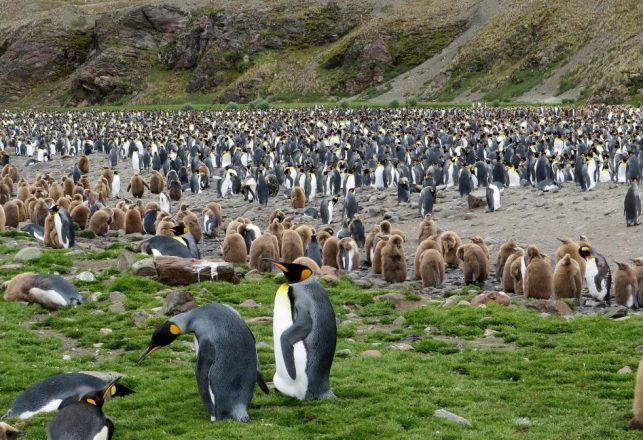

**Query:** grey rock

left=354, top=279, right=373, bottom=289
left=132, top=258, right=157, bottom=277
left=618, top=366, right=633, bottom=374
left=392, top=316, right=406, bottom=327
left=117, top=253, right=136, bottom=272
left=604, top=306, right=628, bottom=319
left=76, top=271, right=96, bottom=282
left=240, top=299, right=258, bottom=308
left=376, top=293, right=405, bottom=303
left=14, top=247, right=42, bottom=261
left=389, top=342, right=414, bottom=351
left=162, top=290, right=197, bottom=315
left=337, top=349, right=352, bottom=358
left=442, top=295, right=460, bottom=307
left=109, top=302, right=126, bottom=313
left=131, top=310, right=150, bottom=327
left=361, top=350, right=382, bottom=358
left=434, top=409, right=471, bottom=426
left=255, top=341, right=270, bottom=350
left=109, top=291, right=126, bottom=303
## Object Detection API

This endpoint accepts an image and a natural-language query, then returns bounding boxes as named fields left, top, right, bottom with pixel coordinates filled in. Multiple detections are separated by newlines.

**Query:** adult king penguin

left=138, top=304, right=269, bottom=422
left=51, top=204, right=75, bottom=249
left=266, top=259, right=337, bottom=400
left=47, top=377, right=121, bottom=440
left=579, top=245, right=612, bottom=305
left=625, top=178, right=641, bottom=226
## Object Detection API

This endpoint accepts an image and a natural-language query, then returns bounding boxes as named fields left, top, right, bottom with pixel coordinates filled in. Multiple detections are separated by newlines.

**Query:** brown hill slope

left=0, top=0, right=640, bottom=107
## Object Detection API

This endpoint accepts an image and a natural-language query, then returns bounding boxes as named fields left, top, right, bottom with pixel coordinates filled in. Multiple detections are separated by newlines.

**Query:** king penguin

left=320, top=195, right=339, bottom=225
left=486, top=181, right=501, bottom=212
left=111, top=171, right=120, bottom=199
left=343, top=188, right=358, bottom=220
left=51, top=204, right=75, bottom=249
left=579, top=245, right=611, bottom=305
left=139, top=224, right=199, bottom=258
left=47, top=378, right=121, bottom=440
left=4, top=373, right=134, bottom=419
left=138, top=304, right=269, bottom=422
left=3, top=273, right=83, bottom=310
left=625, top=178, right=641, bottom=226
left=267, top=259, right=337, bottom=400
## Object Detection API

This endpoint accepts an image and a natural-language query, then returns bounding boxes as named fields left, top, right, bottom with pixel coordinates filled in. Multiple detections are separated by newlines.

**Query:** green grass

left=1, top=248, right=643, bottom=438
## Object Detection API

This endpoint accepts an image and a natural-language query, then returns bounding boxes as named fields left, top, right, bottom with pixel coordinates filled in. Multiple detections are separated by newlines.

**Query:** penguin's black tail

left=257, top=371, right=270, bottom=395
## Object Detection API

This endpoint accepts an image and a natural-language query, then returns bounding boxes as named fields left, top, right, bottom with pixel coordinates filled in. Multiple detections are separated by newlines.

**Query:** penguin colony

left=1, top=105, right=643, bottom=435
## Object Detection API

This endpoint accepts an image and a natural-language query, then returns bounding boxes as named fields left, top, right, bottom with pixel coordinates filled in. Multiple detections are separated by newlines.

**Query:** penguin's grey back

left=291, top=277, right=337, bottom=397
left=48, top=402, right=108, bottom=440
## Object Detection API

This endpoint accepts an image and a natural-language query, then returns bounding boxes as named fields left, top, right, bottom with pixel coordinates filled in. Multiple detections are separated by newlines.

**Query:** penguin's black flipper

left=257, top=372, right=270, bottom=395
left=112, top=383, right=135, bottom=398
left=280, top=316, right=313, bottom=380
left=106, top=417, right=115, bottom=440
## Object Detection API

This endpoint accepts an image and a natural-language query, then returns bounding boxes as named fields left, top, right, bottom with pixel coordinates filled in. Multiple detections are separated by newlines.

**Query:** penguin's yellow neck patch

left=173, top=236, right=187, bottom=246
left=277, top=283, right=289, bottom=295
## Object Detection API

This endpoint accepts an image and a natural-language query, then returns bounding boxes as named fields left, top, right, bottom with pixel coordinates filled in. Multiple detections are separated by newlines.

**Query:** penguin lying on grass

left=138, top=304, right=269, bottom=422
left=3, top=373, right=134, bottom=420
left=139, top=223, right=199, bottom=258
left=47, top=377, right=122, bottom=440
left=266, top=259, right=337, bottom=400
left=3, top=273, right=83, bottom=310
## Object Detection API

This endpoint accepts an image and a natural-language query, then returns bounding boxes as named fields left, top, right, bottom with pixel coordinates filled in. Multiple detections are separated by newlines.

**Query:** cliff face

left=0, top=0, right=640, bottom=107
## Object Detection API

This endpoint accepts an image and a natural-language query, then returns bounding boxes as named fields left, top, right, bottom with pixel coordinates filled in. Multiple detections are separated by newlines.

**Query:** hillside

left=0, top=0, right=640, bottom=107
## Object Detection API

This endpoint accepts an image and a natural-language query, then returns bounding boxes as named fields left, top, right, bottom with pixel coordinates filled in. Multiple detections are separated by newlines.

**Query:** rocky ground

left=8, top=150, right=643, bottom=319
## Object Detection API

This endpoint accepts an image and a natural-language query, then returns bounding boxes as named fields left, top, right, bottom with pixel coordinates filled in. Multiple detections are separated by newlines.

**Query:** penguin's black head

left=49, top=204, right=59, bottom=213
left=579, top=245, right=592, bottom=260
left=263, top=259, right=313, bottom=284
left=138, top=321, right=182, bottom=364
left=172, top=223, right=188, bottom=236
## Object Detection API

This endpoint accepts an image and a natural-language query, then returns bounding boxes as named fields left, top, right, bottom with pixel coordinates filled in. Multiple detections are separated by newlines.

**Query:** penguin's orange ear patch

left=169, top=324, right=181, bottom=335
left=86, top=398, right=97, bottom=406
left=301, top=269, right=312, bottom=281
left=109, top=385, right=117, bottom=396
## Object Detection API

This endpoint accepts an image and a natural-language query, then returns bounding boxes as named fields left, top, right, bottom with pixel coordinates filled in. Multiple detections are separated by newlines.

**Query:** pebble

left=392, top=316, right=406, bottom=327
left=361, top=350, right=382, bottom=358
left=376, top=293, right=405, bottom=303
left=442, top=295, right=460, bottom=307
left=109, top=303, right=126, bottom=313
left=337, top=349, right=352, bottom=358
left=76, top=271, right=96, bottom=282
left=13, top=247, right=42, bottom=261
left=99, top=328, right=113, bottom=335
left=240, top=299, right=259, bottom=308
left=389, top=342, right=414, bottom=351
left=618, top=366, right=633, bottom=374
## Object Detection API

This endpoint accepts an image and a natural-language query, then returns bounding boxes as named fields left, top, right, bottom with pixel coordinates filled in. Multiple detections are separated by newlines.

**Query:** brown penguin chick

left=48, top=182, right=62, bottom=202
left=317, top=230, right=331, bottom=249
left=630, top=357, right=643, bottom=430
left=223, top=232, right=247, bottom=263
left=440, top=231, right=462, bottom=267
left=555, top=238, right=586, bottom=279
left=2, top=201, right=20, bottom=228
left=78, top=155, right=90, bottom=174
left=183, top=212, right=202, bottom=243
left=381, top=235, right=407, bottom=283
left=282, top=216, right=295, bottom=230
left=70, top=204, right=91, bottom=230
left=322, top=236, right=341, bottom=269
left=496, top=239, right=520, bottom=283
left=291, top=187, right=306, bottom=209
left=614, top=262, right=639, bottom=308
left=84, top=189, right=100, bottom=207
left=89, top=209, right=112, bottom=236
left=62, top=177, right=75, bottom=197
left=226, top=217, right=245, bottom=237
left=267, top=218, right=285, bottom=250
left=101, top=168, right=114, bottom=186
left=414, top=236, right=442, bottom=280
left=470, top=236, right=489, bottom=260
left=95, top=179, right=110, bottom=201
left=73, top=185, right=85, bottom=197
left=175, top=204, right=192, bottom=224
left=295, top=224, right=314, bottom=250
left=269, top=209, right=285, bottom=224
left=43, top=213, right=60, bottom=248
left=293, top=256, right=321, bottom=274
left=523, top=245, right=553, bottom=299
left=156, top=219, right=176, bottom=237
left=456, top=243, right=489, bottom=284
left=17, top=182, right=30, bottom=202
left=391, top=228, right=407, bottom=242
left=553, top=253, right=583, bottom=302
left=206, top=202, right=222, bottom=222
left=127, top=175, right=149, bottom=198
left=281, top=229, right=304, bottom=263
left=125, top=206, right=145, bottom=235
left=15, top=199, right=29, bottom=221
left=337, top=237, right=360, bottom=271
left=56, top=197, right=71, bottom=211
left=364, top=225, right=381, bottom=266
left=371, top=237, right=389, bottom=274
left=419, top=249, right=445, bottom=288
left=79, top=175, right=90, bottom=190
left=0, top=421, right=24, bottom=440
left=149, top=171, right=164, bottom=194
left=110, top=208, right=125, bottom=231
left=417, top=214, right=437, bottom=243
left=632, top=257, right=643, bottom=299
left=502, top=250, right=524, bottom=293
left=115, top=200, right=129, bottom=212
left=0, top=182, right=10, bottom=204
left=249, top=232, right=279, bottom=272
left=2, top=164, right=19, bottom=183
left=0, top=205, right=5, bottom=231
left=30, top=199, right=50, bottom=226
left=146, top=201, right=161, bottom=212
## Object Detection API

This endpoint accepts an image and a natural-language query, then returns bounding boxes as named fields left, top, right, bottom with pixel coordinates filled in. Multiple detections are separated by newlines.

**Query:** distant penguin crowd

left=1, top=104, right=643, bottom=436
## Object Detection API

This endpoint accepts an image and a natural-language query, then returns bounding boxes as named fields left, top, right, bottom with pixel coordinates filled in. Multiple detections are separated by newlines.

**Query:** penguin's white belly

left=53, top=214, right=67, bottom=248
left=209, top=384, right=216, bottom=422
left=520, top=257, right=527, bottom=292
left=17, top=398, right=62, bottom=419
left=585, top=260, right=602, bottom=300
left=374, top=170, right=384, bottom=189
left=222, top=178, right=231, bottom=195
left=151, top=249, right=163, bottom=257
left=599, top=170, right=611, bottom=183
left=29, top=288, right=68, bottom=306
left=273, top=292, right=308, bottom=400
left=93, top=426, right=109, bottom=440
left=618, top=167, right=626, bottom=183
left=492, top=187, right=501, bottom=209
left=508, top=171, right=520, bottom=187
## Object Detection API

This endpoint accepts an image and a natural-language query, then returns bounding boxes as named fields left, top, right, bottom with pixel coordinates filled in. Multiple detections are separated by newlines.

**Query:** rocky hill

left=0, top=0, right=640, bottom=107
